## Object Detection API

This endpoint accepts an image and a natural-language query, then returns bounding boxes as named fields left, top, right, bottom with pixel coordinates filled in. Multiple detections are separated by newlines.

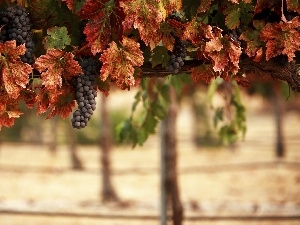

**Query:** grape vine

left=0, top=0, right=299, bottom=145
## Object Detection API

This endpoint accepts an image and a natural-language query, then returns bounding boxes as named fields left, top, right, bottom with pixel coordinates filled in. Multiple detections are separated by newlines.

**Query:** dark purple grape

left=167, top=36, right=187, bottom=74
left=71, top=57, right=100, bottom=129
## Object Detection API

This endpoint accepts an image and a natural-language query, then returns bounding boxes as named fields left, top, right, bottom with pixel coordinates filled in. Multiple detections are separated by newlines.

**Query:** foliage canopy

left=0, top=0, right=299, bottom=145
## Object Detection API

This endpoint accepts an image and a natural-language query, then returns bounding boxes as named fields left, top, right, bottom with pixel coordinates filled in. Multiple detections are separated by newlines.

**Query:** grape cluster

left=167, top=36, right=187, bottom=74
left=71, top=58, right=99, bottom=129
left=228, top=28, right=242, bottom=46
left=0, top=5, right=34, bottom=64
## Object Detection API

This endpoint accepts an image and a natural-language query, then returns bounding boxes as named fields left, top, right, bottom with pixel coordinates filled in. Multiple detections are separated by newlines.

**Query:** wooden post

left=160, top=119, right=167, bottom=225
left=160, top=86, right=183, bottom=225
left=100, top=94, right=119, bottom=202
left=272, top=87, right=285, bottom=158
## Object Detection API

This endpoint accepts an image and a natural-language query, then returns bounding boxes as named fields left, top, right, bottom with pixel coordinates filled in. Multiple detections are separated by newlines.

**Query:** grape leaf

left=183, top=19, right=213, bottom=46
left=162, top=0, right=182, bottom=14
left=240, top=29, right=264, bottom=59
left=234, top=75, right=250, bottom=87
left=83, top=20, right=111, bottom=55
left=197, top=0, right=213, bottom=13
left=224, top=4, right=241, bottom=29
left=190, top=64, right=218, bottom=83
left=46, top=84, right=75, bottom=119
left=162, top=32, right=175, bottom=52
left=203, top=34, right=242, bottom=80
left=20, top=89, right=37, bottom=109
left=35, top=87, right=61, bottom=115
left=62, top=0, right=75, bottom=11
left=62, top=0, right=85, bottom=12
left=100, top=37, right=144, bottom=89
left=0, top=41, right=33, bottom=99
left=151, top=46, right=169, bottom=68
left=0, top=92, right=23, bottom=130
left=34, top=49, right=82, bottom=90
left=287, top=0, right=300, bottom=13
left=30, top=0, right=75, bottom=29
left=78, top=0, right=124, bottom=54
left=254, top=0, right=275, bottom=14
left=120, top=0, right=165, bottom=49
left=44, top=26, right=71, bottom=50
left=95, top=78, right=110, bottom=96
left=260, top=17, right=300, bottom=61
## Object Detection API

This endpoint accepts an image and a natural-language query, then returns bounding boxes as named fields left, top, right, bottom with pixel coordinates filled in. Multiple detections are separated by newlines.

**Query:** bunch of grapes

left=228, top=28, right=242, bottom=46
left=167, top=36, right=187, bottom=74
left=71, top=58, right=100, bottom=129
left=0, top=5, right=34, bottom=64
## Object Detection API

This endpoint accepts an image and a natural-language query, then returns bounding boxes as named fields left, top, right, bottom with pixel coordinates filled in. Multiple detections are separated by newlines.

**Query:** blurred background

left=0, top=80, right=300, bottom=225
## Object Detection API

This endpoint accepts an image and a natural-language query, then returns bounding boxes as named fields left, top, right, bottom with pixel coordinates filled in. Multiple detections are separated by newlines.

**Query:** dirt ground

left=0, top=94, right=300, bottom=225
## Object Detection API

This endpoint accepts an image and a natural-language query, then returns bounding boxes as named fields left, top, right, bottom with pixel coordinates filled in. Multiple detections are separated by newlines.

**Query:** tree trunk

left=67, top=121, right=84, bottom=170
left=100, top=94, right=119, bottom=202
left=161, top=86, right=183, bottom=225
left=272, top=87, right=285, bottom=158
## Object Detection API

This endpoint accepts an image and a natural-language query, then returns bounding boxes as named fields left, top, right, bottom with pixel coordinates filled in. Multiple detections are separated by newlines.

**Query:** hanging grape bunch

left=71, top=58, right=100, bottom=129
left=167, top=35, right=187, bottom=74
left=0, top=5, right=34, bottom=64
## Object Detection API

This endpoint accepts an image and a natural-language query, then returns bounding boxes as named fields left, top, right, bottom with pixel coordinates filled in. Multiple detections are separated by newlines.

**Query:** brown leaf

left=34, top=49, right=82, bottom=90
left=100, top=37, right=144, bottom=89
left=0, top=41, right=32, bottom=99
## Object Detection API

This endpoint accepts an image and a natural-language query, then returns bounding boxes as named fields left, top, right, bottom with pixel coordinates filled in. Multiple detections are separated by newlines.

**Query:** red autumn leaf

left=183, top=19, right=213, bottom=46
left=234, top=75, right=250, bottom=88
left=287, top=0, right=300, bottom=13
left=208, top=51, right=229, bottom=72
left=78, top=0, right=107, bottom=20
left=190, top=64, right=218, bottom=83
left=63, top=52, right=83, bottom=80
left=204, top=35, right=241, bottom=78
left=83, top=20, right=111, bottom=55
left=161, top=19, right=186, bottom=51
left=254, top=0, right=276, bottom=14
left=253, top=47, right=263, bottom=62
left=162, top=0, right=182, bottom=14
left=197, top=0, right=213, bottom=13
left=240, top=29, right=264, bottom=59
left=205, top=37, right=223, bottom=52
left=46, top=84, right=75, bottom=119
left=100, top=37, right=144, bottom=89
left=0, top=41, right=33, bottom=99
left=260, top=17, right=300, bottom=61
left=227, top=41, right=242, bottom=74
left=78, top=0, right=124, bottom=54
left=120, top=0, right=164, bottom=49
left=20, top=89, right=37, bottom=109
left=0, top=92, right=23, bottom=130
left=162, top=33, right=175, bottom=51
left=34, top=49, right=82, bottom=90
left=62, top=0, right=74, bottom=11
left=35, top=87, right=61, bottom=115
left=0, top=113, right=16, bottom=130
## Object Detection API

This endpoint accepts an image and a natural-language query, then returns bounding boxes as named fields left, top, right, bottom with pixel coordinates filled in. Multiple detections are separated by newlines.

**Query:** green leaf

left=44, top=26, right=71, bottom=50
left=170, top=73, right=191, bottom=95
left=151, top=46, right=169, bottom=68
left=143, top=112, right=158, bottom=133
left=213, top=107, right=223, bottom=128
left=225, top=5, right=241, bottom=29
left=115, top=119, right=132, bottom=142
left=182, top=0, right=200, bottom=20
left=218, top=124, right=238, bottom=146
left=207, top=79, right=218, bottom=106
left=137, top=128, right=148, bottom=145
left=95, top=78, right=110, bottom=96
left=224, top=3, right=253, bottom=30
